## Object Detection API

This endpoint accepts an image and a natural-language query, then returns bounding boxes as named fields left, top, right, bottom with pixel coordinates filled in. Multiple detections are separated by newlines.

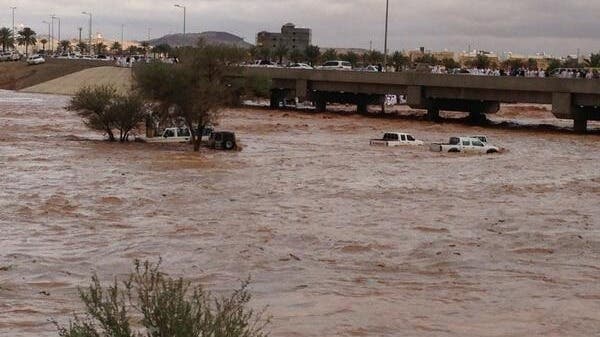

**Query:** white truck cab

left=370, top=132, right=424, bottom=147
left=146, top=127, right=191, bottom=143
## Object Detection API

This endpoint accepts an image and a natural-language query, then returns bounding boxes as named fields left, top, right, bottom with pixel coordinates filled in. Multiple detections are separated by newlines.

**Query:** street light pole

left=383, top=0, right=389, bottom=71
left=174, top=4, right=186, bottom=38
left=121, top=24, right=124, bottom=49
left=51, top=15, right=60, bottom=51
left=82, top=12, right=92, bottom=55
left=10, top=7, right=16, bottom=44
left=50, top=15, right=55, bottom=52
left=42, top=20, right=51, bottom=52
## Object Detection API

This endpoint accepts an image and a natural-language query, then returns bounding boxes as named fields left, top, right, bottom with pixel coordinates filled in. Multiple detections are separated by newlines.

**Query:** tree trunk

left=194, top=137, right=201, bottom=151
left=107, top=129, right=116, bottom=142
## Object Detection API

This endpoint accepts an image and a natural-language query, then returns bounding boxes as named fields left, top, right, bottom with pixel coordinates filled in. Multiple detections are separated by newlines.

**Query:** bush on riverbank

left=67, top=85, right=147, bottom=142
left=56, top=260, right=269, bottom=337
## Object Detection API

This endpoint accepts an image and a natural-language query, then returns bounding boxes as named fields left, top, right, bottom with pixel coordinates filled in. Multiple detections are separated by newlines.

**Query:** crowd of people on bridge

left=430, top=65, right=600, bottom=79
left=431, top=65, right=549, bottom=77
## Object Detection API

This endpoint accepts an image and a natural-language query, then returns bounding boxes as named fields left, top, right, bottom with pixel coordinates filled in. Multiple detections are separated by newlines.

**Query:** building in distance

left=256, top=23, right=311, bottom=52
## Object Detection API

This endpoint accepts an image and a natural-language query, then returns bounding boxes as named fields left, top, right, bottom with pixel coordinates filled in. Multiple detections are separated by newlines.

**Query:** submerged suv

left=208, top=131, right=237, bottom=150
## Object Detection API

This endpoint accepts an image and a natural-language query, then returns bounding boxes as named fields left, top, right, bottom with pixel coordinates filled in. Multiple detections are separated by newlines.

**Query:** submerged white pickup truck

left=370, top=132, right=424, bottom=147
left=430, top=137, right=499, bottom=154
left=146, top=127, right=192, bottom=143
left=145, top=127, right=213, bottom=143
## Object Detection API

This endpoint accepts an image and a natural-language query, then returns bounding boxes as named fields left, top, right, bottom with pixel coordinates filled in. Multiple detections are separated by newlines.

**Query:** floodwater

left=1, top=90, right=600, bottom=337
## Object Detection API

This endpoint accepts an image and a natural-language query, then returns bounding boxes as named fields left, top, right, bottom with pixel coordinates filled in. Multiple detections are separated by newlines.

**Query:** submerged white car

left=26, top=54, right=45, bottom=65
left=370, top=132, right=424, bottom=147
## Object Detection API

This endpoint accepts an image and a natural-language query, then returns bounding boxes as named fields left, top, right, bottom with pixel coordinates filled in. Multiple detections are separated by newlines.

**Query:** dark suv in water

left=207, top=131, right=237, bottom=150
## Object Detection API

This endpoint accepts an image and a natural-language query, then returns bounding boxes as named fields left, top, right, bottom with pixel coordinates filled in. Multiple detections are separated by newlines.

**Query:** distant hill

left=148, top=32, right=253, bottom=49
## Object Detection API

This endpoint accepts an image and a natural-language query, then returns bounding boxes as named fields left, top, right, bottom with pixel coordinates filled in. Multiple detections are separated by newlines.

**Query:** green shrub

left=57, top=260, right=269, bottom=337
left=66, top=85, right=146, bottom=142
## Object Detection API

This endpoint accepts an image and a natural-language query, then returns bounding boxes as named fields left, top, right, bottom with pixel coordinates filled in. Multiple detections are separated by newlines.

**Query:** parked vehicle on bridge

left=1, top=51, right=21, bottom=61
left=95, top=54, right=112, bottom=61
left=248, top=60, right=279, bottom=68
left=360, top=65, right=381, bottom=72
left=319, top=60, right=352, bottom=71
left=208, top=131, right=237, bottom=150
left=26, top=54, right=45, bottom=65
left=430, top=137, right=499, bottom=154
left=288, top=63, right=313, bottom=69
left=370, top=132, right=424, bottom=147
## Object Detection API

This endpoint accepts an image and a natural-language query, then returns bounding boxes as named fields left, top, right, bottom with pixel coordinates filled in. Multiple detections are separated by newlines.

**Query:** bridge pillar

left=357, top=101, right=368, bottom=114
left=356, top=94, right=369, bottom=114
left=423, top=98, right=440, bottom=121
left=314, top=93, right=327, bottom=112
left=295, top=80, right=308, bottom=101
left=270, top=89, right=286, bottom=109
left=426, top=107, right=439, bottom=121
left=574, top=115, right=588, bottom=133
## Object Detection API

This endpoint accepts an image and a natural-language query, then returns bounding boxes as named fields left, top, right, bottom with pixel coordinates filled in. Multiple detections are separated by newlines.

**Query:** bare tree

left=67, top=85, right=147, bottom=142
left=134, top=43, right=244, bottom=151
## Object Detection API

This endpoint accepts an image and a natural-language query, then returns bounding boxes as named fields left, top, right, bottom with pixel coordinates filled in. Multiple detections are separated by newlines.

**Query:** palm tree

left=257, top=46, right=271, bottom=61
left=140, top=41, right=150, bottom=55
left=304, top=45, right=320, bottom=66
left=110, top=41, right=122, bottom=54
left=0, top=27, right=14, bottom=52
left=321, top=48, right=337, bottom=62
left=17, top=27, right=36, bottom=56
left=77, top=41, right=88, bottom=54
left=365, top=49, right=384, bottom=65
left=274, top=43, right=289, bottom=64
left=127, top=45, right=139, bottom=55
left=40, top=38, right=48, bottom=53
left=585, top=53, right=600, bottom=68
left=340, top=51, right=358, bottom=67
left=289, top=49, right=303, bottom=63
left=59, top=40, right=71, bottom=53
left=95, top=42, right=107, bottom=55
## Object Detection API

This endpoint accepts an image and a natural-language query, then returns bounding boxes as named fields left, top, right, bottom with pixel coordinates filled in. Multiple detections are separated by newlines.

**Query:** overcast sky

left=2, top=0, right=599, bottom=56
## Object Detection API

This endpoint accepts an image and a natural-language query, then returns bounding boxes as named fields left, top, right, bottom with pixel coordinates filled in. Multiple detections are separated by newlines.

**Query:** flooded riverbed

left=1, top=90, right=600, bottom=336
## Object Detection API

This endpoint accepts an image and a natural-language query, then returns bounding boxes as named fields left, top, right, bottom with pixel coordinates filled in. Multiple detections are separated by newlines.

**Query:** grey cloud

left=3, top=0, right=600, bottom=56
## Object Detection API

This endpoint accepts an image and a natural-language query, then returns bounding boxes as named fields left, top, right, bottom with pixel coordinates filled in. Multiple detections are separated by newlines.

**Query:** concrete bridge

left=240, top=68, right=600, bottom=132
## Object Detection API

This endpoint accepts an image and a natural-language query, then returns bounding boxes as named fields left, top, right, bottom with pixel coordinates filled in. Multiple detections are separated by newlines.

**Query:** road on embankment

left=0, top=58, right=118, bottom=91
left=20, top=66, right=133, bottom=95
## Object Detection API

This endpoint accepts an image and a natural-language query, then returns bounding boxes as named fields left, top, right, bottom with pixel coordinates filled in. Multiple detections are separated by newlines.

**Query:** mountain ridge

left=147, top=31, right=253, bottom=48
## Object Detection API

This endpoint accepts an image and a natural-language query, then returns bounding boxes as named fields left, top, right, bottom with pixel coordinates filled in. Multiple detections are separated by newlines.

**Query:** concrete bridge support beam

left=357, top=101, right=368, bottom=114
left=573, top=116, right=587, bottom=133
left=314, top=93, right=327, bottom=112
left=356, top=94, right=369, bottom=114
left=552, top=93, right=589, bottom=133
left=269, top=89, right=287, bottom=109
left=426, top=106, right=440, bottom=121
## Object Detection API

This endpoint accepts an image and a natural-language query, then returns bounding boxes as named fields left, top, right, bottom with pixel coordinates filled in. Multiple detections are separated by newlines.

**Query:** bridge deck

left=238, top=68, right=600, bottom=131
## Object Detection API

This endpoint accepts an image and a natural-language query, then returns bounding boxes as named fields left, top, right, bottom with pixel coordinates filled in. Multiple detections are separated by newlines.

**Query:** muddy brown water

left=1, top=90, right=600, bottom=337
